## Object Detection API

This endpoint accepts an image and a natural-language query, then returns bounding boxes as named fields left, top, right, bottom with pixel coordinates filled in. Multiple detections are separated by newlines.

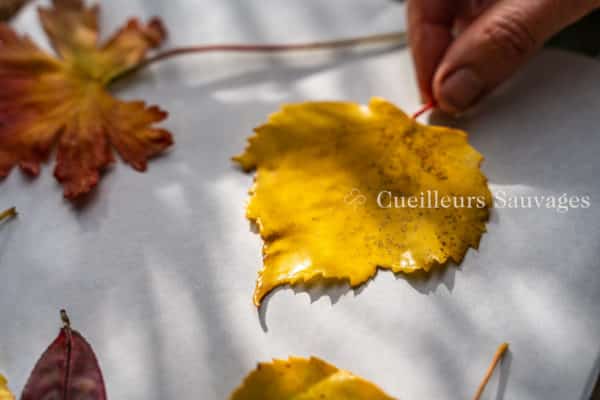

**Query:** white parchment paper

left=1, top=1, right=599, bottom=399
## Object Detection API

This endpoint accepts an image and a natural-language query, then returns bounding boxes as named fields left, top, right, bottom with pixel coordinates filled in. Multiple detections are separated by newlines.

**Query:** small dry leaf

left=235, top=98, right=491, bottom=305
left=229, top=357, right=394, bottom=400
left=0, top=375, right=15, bottom=400
left=0, top=0, right=172, bottom=198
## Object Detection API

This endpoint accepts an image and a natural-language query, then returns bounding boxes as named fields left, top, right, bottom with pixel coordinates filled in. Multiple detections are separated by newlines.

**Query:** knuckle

left=481, top=13, right=538, bottom=60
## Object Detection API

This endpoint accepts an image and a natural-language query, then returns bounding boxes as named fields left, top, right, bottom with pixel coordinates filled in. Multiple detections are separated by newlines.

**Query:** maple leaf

left=229, top=357, right=394, bottom=400
left=0, top=0, right=173, bottom=198
left=235, top=98, right=491, bottom=305
left=0, top=375, right=15, bottom=400
left=21, top=310, right=106, bottom=400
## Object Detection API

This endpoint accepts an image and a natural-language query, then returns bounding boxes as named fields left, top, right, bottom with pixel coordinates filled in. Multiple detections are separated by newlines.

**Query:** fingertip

left=409, top=23, right=454, bottom=105
left=407, top=0, right=457, bottom=107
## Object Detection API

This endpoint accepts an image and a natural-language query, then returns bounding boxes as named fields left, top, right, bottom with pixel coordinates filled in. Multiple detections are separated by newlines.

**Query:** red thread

left=411, top=101, right=437, bottom=119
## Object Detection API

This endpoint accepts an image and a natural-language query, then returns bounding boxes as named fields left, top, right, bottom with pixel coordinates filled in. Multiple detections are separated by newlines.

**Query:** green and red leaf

left=0, top=0, right=172, bottom=198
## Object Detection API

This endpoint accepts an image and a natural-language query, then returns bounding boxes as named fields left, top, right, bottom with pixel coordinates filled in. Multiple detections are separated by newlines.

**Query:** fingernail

left=439, top=68, right=485, bottom=111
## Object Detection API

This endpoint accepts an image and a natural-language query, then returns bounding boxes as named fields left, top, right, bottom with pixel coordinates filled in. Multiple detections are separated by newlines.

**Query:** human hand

left=408, top=0, right=600, bottom=114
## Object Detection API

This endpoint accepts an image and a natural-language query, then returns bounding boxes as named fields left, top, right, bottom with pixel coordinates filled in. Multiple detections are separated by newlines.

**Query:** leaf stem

left=472, top=343, right=509, bottom=400
left=111, top=31, right=407, bottom=84
left=0, top=207, right=16, bottom=222
left=411, top=100, right=437, bottom=119
left=60, top=309, right=71, bottom=329
left=60, top=309, right=73, bottom=400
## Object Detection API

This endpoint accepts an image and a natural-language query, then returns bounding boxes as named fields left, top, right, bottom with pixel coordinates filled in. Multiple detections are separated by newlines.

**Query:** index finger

left=408, top=0, right=459, bottom=102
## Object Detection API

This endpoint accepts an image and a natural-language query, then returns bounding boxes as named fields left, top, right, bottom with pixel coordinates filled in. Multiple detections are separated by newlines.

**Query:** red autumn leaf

left=0, top=0, right=173, bottom=198
left=21, top=310, right=107, bottom=400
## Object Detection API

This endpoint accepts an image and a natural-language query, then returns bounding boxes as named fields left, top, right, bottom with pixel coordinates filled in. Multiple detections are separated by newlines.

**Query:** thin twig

left=0, top=207, right=16, bottom=222
left=472, top=343, right=509, bottom=400
left=110, top=31, right=407, bottom=84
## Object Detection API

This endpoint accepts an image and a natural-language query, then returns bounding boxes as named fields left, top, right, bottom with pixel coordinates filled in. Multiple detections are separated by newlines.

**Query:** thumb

left=432, top=0, right=599, bottom=113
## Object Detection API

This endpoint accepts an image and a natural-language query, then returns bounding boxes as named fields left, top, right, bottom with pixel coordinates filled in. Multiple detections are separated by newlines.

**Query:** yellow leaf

left=235, top=98, right=491, bottom=305
left=229, top=357, right=394, bottom=400
left=0, top=375, right=15, bottom=400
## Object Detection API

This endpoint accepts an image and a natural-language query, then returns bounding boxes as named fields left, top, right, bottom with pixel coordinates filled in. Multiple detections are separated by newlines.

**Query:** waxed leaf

left=21, top=312, right=106, bottom=400
left=0, top=375, right=15, bottom=400
left=0, top=0, right=172, bottom=198
left=235, top=98, right=491, bottom=305
left=229, top=357, right=394, bottom=400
